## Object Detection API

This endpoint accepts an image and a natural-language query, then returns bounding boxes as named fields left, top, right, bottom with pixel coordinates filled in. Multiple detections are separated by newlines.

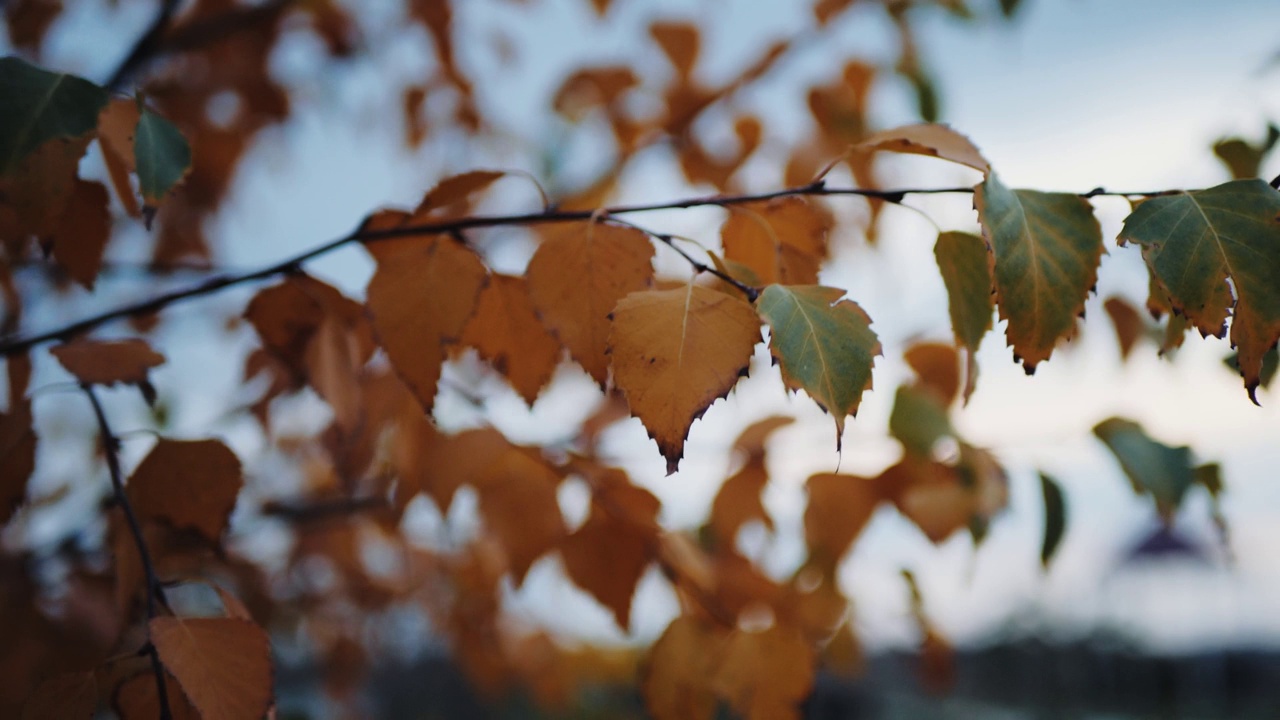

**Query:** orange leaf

left=526, top=221, right=654, bottom=387
left=1104, top=296, right=1145, bottom=361
left=113, top=671, right=200, bottom=720
left=97, top=98, right=141, bottom=217
left=560, top=470, right=660, bottom=630
left=609, top=285, right=761, bottom=474
left=709, top=459, right=771, bottom=552
left=127, top=439, right=243, bottom=541
left=20, top=670, right=96, bottom=720
left=720, top=197, right=831, bottom=285
left=149, top=617, right=272, bottom=720
left=641, top=616, right=726, bottom=720
left=903, top=342, right=960, bottom=406
left=650, top=22, right=700, bottom=78
left=472, top=447, right=566, bottom=586
left=712, top=625, right=815, bottom=720
left=394, top=423, right=511, bottom=515
left=855, top=122, right=990, bottom=173
left=50, top=338, right=164, bottom=387
left=49, top=180, right=110, bottom=290
left=804, top=473, right=882, bottom=567
left=409, top=170, right=505, bottom=223
left=365, top=235, right=488, bottom=414
left=459, top=273, right=561, bottom=405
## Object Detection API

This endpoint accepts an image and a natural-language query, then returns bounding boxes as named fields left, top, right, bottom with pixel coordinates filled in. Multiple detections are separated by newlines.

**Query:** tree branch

left=0, top=181, right=1183, bottom=357
left=105, top=0, right=182, bottom=91
left=82, top=385, right=172, bottom=720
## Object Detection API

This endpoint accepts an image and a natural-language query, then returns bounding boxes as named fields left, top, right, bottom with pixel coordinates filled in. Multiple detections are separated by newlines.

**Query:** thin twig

left=105, top=0, right=182, bottom=91
left=0, top=181, right=1187, bottom=357
left=82, top=385, right=172, bottom=720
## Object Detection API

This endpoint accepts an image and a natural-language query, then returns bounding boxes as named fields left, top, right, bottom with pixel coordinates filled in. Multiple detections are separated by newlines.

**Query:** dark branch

left=105, top=0, right=181, bottom=91
left=0, top=182, right=1187, bottom=357
left=82, top=385, right=172, bottom=720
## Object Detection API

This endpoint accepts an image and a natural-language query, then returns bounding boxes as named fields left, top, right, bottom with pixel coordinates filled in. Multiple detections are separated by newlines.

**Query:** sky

left=6, top=0, right=1280, bottom=654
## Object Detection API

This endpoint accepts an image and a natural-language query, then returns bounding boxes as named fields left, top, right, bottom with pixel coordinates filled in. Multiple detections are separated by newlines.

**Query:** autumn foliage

left=0, top=0, right=1273, bottom=718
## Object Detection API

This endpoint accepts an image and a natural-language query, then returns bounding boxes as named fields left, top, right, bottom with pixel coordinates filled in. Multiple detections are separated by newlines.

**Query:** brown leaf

left=709, top=459, right=772, bottom=553
left=302, top=313, right=365, bottom=431
left=50, top=338, right=164, bottom=387
left=472, top=447, right=566, bottom=586
left=730, top=416, right=794, bottom=458
left=97, top=98, right=141, bottom=217
left=0, top=407, right=36, bottom=524
left=20, top=670, right=96, bottom=720
left=720, top=197, right=831, bottom=285
left=560, top=469, right=660, bottom=630
left=712, top=625, right=815, bottom=720
left=113, top=671, right=200, bottom=720
left=365, top=235, right=487, bottom=414
left=1104, top=296, right=1145, bottom=361
left=0, top=136, right=91, bottom=242
left=395, top=422, right=511, bottom=515
left=609, top=285, right=761, bottom=474
left=642, top=616, right=726, bottom=720
left=856, top=123, right=990, bottom=173
left=526, top=221, right=654, bottom=387
left=127, top=439, right=243, bottom=541
left=804, top=473, right=882, bottom=568
left=150, top=617, right=272, bottom=720
left=49, top=180, right=110, bottom=290
left=244, top=274, right=373, bottom=383
left=459, top=273, right=561, bottom=405
left=903, top=342, right=960, bottom=406
left=650, top=22, right=700, bottom=78
left=409, top=170, right=505, bottom=223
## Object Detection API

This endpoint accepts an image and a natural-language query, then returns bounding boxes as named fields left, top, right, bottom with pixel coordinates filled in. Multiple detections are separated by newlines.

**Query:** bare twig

left=82, top=385, right=172, bottom=720
left=105, top=0, right=182, bottom=90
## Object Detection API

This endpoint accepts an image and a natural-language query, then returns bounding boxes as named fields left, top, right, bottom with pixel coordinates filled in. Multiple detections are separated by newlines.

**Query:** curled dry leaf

left=855, top=122, right=990, bottom=173
left=526, top=221, right=655, bottom=387
left=127, top=438, right=244, bottom=541
left=50, top=338, right=164, bottom=387
left=150, top=617, right=272, bottom=720
left=609, top=285, right=761, bottom=474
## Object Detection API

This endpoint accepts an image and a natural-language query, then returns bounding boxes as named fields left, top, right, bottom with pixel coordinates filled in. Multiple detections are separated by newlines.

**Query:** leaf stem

left=81, top=385, right=172, bottom=720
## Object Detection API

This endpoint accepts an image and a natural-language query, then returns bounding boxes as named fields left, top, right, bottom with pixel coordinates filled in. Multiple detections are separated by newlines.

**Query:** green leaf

left=1038, top=472, right=1065, bottom=569
left=756, top=285, right=881, bottom=451
left=934, top=230, right=993, bottom=400
left=888, top=385, right=953, bottom=458
left=975, top=173, right=1103, bottom=373
left=1119, top=179, right=1280, bottom=403
left=1092, top=417, right=1196, bottom=520
left=0, top=56, right=109, bottom=174
left=135, top=107, right=191, bottom=204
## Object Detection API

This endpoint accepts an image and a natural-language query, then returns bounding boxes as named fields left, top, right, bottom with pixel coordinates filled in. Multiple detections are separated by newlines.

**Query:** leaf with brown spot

left=527, top=221, right=654, bottom=387
left=609, top=285, right=760, bottom=474
left=51, top=338, right=164, bottom=387
left=720, top=197, right=831, bottom=285
left=472, top=447, right=566, bottom=586
left=365, top=235, right=488, bottom=414
left=127, top=439, right=243, bottom=541
left=150, top=617, right=272, bottom=720
left=642, top=616, right=727, bottom=720
left=712, top=625, right=815, bottom=720
left=561, top=469, right=660, bottom=630
left=856, top=122, right=990, bottom=173
left=459, top=273, right=561, bottom=405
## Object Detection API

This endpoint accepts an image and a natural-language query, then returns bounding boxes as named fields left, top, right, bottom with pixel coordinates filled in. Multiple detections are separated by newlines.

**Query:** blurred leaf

left=934, top=231, right=993, bottom=400
left=51, top=338, right=165, bottom=387
left=151, top=617, right=272, bottom=720
left=857, top=123, right=989, bottom=173
left=1039, top=472, right=1066, bottom=569
left=1093, top=417, right=1197, bottom=521
left=1224, top=345, right=1278, bottom=390
left=0, top=56, right=108, bottom=174
left=889, top=385, right=953, bottom=458
left=1212, top=124, right=1279, bottom=179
